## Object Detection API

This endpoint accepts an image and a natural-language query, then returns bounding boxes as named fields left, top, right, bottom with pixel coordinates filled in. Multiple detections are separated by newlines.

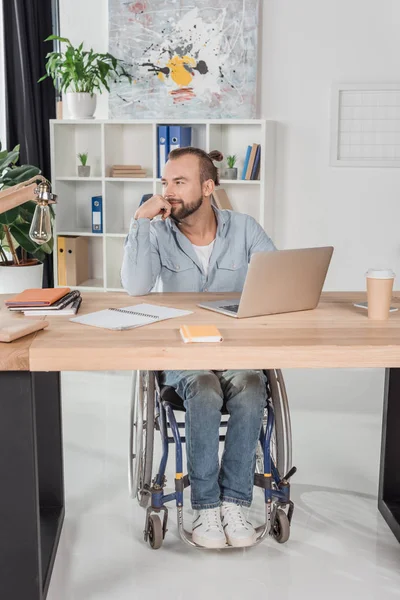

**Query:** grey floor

left=47, top=370, right=400, bottom=600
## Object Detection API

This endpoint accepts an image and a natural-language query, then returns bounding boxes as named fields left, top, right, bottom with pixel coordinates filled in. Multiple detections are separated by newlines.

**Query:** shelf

left=105, top=177, right=153, bottom=183
left=51, top=118, right=276, bottom=293
left=57, top=231, right=103, bottom=237
left=219, top=179, right=261, bottom=185
left=56, top=177, right=103, bottom=182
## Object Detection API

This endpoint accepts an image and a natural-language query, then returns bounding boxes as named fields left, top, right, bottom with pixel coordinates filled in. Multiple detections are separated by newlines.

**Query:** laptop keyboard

left=220, top=304, right=239, bottom=313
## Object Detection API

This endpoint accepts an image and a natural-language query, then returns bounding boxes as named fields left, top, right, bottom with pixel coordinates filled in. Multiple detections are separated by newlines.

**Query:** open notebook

left=70, top=303, right=193, bottom=331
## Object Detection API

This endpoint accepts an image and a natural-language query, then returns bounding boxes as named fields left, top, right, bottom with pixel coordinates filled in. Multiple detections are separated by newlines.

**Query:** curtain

left=3, top=0, right=56, bottom=287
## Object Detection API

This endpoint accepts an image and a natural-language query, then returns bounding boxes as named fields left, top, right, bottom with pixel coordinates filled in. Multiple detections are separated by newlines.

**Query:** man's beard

left=170, top=196, right=203, bottom=222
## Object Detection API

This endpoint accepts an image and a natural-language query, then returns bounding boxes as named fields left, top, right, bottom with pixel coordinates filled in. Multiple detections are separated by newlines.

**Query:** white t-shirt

left=192, top=239, right=215, bottom=276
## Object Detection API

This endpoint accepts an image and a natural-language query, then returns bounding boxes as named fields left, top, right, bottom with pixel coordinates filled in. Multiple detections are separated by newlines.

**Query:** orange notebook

left=5, top=287, right=71, bottom=307
left=180, top=325, right=223, bottom=343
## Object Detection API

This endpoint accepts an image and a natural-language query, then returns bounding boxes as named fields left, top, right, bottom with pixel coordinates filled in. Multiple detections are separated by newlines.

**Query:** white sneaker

left=221, top=502, right=257, bottom=547
left=192, top=507, right=226, bottom=548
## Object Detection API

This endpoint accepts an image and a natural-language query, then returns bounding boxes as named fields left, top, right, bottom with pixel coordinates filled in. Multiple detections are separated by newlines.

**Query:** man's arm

left=121, top=218, right=162, bottom=296
left=121, top=194, right=174, bottom=296
left=247, top=217, right=277, bottom=260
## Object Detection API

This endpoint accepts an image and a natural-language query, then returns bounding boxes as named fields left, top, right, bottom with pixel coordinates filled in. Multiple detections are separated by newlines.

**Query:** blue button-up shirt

left=121, top=208, right=276, bottom=296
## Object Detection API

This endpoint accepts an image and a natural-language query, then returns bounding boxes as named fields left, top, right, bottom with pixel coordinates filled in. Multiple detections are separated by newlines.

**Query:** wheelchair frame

left=129, top=369, right=296, bottom=549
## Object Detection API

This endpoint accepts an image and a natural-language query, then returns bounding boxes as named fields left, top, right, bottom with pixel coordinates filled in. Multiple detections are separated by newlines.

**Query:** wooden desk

left=1, top=291, right=400, bottom=599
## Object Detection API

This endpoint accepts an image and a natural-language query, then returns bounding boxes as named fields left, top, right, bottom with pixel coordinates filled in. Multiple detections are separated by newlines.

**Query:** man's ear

left=203, top=179, right=215, bottom=198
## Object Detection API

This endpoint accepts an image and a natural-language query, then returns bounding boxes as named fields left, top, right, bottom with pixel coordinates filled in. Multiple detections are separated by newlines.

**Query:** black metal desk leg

left=0, top=371, right=64, bottom=600
left=379, top=368, right=400, bottom=542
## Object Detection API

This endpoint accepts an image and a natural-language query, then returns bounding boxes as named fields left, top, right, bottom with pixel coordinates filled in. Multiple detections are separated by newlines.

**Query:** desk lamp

left=0, top=176, right=57, bottom=244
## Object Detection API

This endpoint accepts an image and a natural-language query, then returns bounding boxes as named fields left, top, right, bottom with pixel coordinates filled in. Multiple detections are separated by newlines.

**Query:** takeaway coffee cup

left=365, top=269, right=395, bottom=320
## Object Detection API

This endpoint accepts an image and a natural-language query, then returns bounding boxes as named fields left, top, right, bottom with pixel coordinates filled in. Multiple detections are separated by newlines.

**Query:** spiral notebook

left=70, top=303, right=193, bottom=331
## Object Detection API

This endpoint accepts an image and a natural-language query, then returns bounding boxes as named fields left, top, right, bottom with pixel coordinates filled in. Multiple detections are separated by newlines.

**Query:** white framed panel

left=331, top=83, right=400, bottom=167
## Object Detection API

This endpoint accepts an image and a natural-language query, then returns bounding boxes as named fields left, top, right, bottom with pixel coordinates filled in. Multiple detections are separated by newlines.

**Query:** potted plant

left=0, top=142, right=54, bottom=293
left=225, top=155, right=237, bottom=180
left=77, top=152, right=90, bottom=177
left=38, top=35, right=132, bottom=119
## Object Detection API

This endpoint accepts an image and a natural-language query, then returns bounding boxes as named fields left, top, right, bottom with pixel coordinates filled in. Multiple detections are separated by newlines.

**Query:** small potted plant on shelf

left=38, top=35, right=132, bottom=119
left=225, top=155, right=237, bottom=180
left=77, top=152, right=90, bottom=177
left=0, top=142, right=54, bottom=293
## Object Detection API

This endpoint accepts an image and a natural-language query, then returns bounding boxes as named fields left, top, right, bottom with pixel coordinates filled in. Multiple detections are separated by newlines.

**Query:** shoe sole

left=192, top=532, right=226, bottom=549
left=225, top=532, right=257, bottom=548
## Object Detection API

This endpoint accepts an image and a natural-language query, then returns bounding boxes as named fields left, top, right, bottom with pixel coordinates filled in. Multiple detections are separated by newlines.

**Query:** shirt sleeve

left=247, top=216, right=277, bottom=260
left=120, top=218, right=162, bottom=296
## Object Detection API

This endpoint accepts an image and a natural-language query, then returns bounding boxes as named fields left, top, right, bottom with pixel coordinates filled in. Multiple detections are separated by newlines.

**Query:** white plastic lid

left=365, top=269, right=395, bottom=279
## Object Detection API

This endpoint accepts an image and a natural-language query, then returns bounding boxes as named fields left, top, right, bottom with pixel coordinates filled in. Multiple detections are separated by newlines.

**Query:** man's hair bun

left=208, top=150, right=223, bottom=162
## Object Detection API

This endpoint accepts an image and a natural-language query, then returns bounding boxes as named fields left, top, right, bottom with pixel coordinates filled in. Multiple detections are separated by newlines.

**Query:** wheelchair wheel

left=257, top=369, right=292, bottom=479
left=148, top=514, right=163, bottom=549
left=129, top=371, right=155, bottom=507
left=272, top=508, right=290, bottom=544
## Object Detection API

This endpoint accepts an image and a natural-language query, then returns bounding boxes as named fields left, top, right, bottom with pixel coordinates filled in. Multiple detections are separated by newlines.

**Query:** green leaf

left=0, top=150, right=20, bottom=171
left=2, top=165, right=40, bottom=184
left=8, top=222, right=48, bottom=260
left=45, top=35, right=71, bottom=44
left=0, top=207, right=20, bottom=225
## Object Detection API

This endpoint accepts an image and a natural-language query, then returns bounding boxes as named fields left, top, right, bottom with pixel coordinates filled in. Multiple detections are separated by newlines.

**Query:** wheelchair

left=129, top=369, right=296, bottom=550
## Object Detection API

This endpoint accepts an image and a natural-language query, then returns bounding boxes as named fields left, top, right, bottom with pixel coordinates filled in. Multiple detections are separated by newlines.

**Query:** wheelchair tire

left=272, top=508, right=290, bottom=544
left=130, top=371, right=155, bottom=507
left=264, top=369, right=292, bottom=478
left=148, top=514, right=163, bottom=549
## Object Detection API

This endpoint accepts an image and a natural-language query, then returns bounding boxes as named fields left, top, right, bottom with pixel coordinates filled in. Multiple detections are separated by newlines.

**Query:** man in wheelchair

left=121, top=146, right=276, bottom=548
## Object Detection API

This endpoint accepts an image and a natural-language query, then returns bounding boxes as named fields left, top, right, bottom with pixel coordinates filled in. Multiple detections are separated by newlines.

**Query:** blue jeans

left=160, top=370, right=267, bottom=510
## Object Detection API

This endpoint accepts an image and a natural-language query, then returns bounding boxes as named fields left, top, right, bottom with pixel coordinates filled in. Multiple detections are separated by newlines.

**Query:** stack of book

left=241, top=144, right=261, bottom=180
left=5, top=288, right=82, bottom=316
left=111, top=165, right=147, bottom=178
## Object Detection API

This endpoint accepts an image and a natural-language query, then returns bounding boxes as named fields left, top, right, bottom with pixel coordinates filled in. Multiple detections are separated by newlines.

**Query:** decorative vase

left=225, top=168, right=237, bottom=180
left=78, top=165, right=91, bottom=177
left=0, top=261, right=43, bottom=294
left=65, top=92, right=97, bottom=119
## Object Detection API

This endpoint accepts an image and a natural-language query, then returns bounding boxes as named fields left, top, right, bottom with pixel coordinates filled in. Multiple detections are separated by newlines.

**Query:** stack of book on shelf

left=5, top=288, right=82, bottom=316
left=110, top=164, right=147, bottom=178
left=241, top=144, right=261, bottom=180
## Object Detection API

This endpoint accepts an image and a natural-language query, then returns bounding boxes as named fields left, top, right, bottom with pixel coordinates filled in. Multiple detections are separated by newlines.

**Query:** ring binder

left=109, top=307, right=159, bottom=320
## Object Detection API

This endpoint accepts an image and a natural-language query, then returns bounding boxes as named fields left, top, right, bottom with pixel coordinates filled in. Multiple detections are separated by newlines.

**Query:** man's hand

left=134, top=195, right=172, bottom=221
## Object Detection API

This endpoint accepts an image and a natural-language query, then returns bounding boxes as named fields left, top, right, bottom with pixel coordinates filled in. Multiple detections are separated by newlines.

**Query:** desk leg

left=0, top=371, right=64, bottom=600
left=379, top=368, right=400, bottom=542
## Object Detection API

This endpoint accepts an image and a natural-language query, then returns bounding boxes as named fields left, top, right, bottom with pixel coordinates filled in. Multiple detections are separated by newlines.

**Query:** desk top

left=2, top=291, right=400, bottom=372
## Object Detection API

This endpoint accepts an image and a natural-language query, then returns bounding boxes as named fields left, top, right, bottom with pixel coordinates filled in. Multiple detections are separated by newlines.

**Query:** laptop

left=198, top=246, right=334, bottom=318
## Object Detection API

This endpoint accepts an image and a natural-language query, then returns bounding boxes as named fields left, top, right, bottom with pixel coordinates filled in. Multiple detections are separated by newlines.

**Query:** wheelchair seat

left=156, top=371, right=270, bottom=415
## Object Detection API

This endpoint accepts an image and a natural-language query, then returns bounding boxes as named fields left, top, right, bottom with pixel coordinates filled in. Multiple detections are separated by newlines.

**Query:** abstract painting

left=108, top=0, right=260, bottom=118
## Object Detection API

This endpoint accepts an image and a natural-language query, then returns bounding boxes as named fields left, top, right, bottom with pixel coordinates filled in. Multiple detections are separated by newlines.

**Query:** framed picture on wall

left=108, top=0, right=260, bottom=119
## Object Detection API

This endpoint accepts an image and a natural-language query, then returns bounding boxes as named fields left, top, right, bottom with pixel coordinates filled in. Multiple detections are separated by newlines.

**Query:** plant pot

left=225, top=168, right=237, bottom=180
left=78, top=165, right=91, bottom=177
left=65, top=92, right=97, bottom=119
left=0, top=261, right=43, bottom=294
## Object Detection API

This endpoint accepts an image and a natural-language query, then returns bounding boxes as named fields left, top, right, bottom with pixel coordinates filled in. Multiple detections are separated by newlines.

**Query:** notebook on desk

left=70, top=303, right=193, bottom=331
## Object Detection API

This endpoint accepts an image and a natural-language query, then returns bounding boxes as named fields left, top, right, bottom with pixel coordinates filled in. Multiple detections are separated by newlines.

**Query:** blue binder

left=157, top=125, right=169, bottom=178
left=169, top=126, right=192, bottom=151
left=241, top=145, right=251, bottom=179
left=250, top=145, right=261, bottom=180
left=91, top=195, right=103, bottom=233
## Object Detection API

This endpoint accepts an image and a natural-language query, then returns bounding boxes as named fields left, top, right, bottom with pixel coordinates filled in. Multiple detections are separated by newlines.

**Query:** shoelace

left=222, top=505, right=249, bottom=530
left=203, top=509, right=223, bottom=531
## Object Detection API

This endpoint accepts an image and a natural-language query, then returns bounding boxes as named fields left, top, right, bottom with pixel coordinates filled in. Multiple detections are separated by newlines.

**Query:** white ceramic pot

left=66, top=92, right=97, bottom=119
left=0, top=262, right=44, bottom=294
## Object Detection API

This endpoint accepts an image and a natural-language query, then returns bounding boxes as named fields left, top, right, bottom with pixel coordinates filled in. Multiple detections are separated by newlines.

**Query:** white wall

left=261, top=0, right=400, bottom=291
left=59, top=0, right=109, bottom=119
left=59, top=0, right=398, bottom=415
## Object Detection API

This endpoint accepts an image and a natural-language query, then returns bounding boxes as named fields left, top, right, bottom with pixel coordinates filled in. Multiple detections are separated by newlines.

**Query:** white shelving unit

left=50, top=119, right=276, bottom=292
